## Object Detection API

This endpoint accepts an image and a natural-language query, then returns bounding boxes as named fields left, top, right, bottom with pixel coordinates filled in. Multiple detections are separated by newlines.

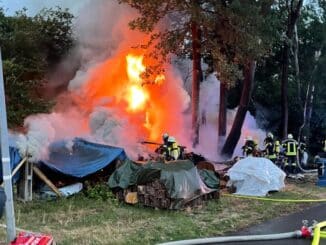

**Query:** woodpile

left=115, top=179, right=219, bottom=209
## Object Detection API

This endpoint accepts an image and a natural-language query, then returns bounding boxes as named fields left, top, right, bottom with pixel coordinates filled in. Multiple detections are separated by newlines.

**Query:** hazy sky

left=0, top=0, right=87, bottom=16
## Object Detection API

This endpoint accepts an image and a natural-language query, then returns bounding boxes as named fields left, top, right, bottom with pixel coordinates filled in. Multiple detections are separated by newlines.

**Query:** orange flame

left=126, top=54, right=145, bottom=82
left=125, top=54, right=148, bottom=111
left=79, top=47, right=187, bottom=149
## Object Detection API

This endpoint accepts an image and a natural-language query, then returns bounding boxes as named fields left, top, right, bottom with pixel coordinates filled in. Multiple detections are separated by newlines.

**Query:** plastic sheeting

left=0, top=146, right=22, bottom=183
left=40, top=138, right=127, bottom=178
left=108, top=160, right=218, bottom=207
left=227, top=156, right=286, bottom=196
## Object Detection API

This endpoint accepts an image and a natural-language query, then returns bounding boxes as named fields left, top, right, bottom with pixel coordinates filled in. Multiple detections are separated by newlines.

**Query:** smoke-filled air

left=15, top=0, right=265, bottom=162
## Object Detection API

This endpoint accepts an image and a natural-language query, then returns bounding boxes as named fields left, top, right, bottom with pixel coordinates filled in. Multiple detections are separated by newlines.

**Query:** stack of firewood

left=115, top=179, right=219, bottom=209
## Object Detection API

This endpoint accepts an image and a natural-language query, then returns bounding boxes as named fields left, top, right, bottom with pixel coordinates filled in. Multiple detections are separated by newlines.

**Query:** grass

left=0, top=181, right=326, bottom=244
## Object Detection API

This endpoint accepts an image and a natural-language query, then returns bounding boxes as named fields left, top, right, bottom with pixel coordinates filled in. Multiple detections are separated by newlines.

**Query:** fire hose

left=221, top=193, right=326, bottom=203
left=296, top=154, right=318, bottom=173
left=159, top=221, right=326, bottom=245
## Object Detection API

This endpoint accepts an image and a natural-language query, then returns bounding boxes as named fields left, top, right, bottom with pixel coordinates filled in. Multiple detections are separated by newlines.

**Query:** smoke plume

left=15, top=0, right=266, bottom=162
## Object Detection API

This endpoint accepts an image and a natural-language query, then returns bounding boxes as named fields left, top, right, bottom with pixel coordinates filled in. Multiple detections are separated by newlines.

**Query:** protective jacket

left=167, top=141, right=180, bottom=160
left=282, top=139, right=298, bottom=156
left=242, top=140, right=257, bottom=156
left=264, top=137, right=276, bottom=160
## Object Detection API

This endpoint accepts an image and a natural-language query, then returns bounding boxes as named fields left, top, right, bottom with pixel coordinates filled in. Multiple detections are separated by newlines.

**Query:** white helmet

left=162, top=133, right=169, bottom=140
left=288, top=134, right=293, bottom=139
left=246, top=136, right=253, bottom=141
left=167, top=136, right=176, bottom=143
left=267, top=132, right=273, bottom=139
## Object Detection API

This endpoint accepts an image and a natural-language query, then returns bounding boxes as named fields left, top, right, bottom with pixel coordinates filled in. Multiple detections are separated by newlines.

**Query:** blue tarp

left=40, top=138, right=127, bottom=178
left=0, top=146, right=22, bottom=183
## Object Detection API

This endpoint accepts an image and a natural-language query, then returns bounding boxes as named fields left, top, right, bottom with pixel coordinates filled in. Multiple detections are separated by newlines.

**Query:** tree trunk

left=280, top=0, right=303, bottom=139
left=218, top=82, right=227, bottom=137
left=293, top=24, right=301, bottom=102
left=221, top=61, right=256, bottom=158
left=218, top=82, right=227, bottom=150
left=281, top=41, right=290, bottom=139
left=191, top=21, right=201, bottom=147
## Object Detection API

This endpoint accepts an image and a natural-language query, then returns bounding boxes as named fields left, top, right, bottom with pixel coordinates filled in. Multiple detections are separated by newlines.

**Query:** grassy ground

left=0, top=180, right=326, bottom=245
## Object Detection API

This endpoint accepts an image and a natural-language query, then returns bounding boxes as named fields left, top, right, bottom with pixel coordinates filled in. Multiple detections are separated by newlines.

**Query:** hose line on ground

left=158, top=231, right=303, bottom=245
left=222, top=193, right=326, bottom=203
left=296, top=155, right=318, bottom=173
left=312, top=221, right=326, bottom=245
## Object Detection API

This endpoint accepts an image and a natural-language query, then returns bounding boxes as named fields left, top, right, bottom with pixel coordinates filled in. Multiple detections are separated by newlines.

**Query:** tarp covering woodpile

left=39, top=138, right=127, bottom=178
left=108, top=159, right=219, bottom=209
left=227, top=156, right=286, bottom=197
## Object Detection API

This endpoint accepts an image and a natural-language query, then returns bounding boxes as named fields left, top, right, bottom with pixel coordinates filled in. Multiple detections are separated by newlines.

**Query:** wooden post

left=32, top=166, right=62, bottom=197
left=17, top=161, right=33, bottom=202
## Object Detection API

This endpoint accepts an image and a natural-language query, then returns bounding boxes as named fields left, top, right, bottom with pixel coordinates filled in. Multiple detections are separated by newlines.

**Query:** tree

left=280, top=0, right=303, bottom=139
left=0, top=7, right=75, bottom=127
left=121, top=0, right=278, bottom=155
left=221, top=61, right=256, bottom=157
left=217, top=0, right=278, bottom=158
left=253, top=1, right=326, bottom=154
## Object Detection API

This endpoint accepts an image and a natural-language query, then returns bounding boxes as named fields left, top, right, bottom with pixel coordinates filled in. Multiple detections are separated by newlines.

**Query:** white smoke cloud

left=14, top=0, right=266, bottom=163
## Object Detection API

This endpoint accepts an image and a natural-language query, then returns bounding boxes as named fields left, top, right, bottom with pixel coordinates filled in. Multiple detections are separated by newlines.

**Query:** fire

left=125, top=54, right=148, bottom=111
left=126, top=54, right=145, bottom=82
left=154, top=74, right=165, bottom=85
left=79, top=47, right=187, bottom=154
left=126, top=85, right=148, bottom=111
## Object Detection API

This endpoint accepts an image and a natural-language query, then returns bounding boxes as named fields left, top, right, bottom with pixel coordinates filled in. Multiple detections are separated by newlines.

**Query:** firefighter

left=155, top=133, right=169, bottom=157
left=242, top=136, right=257, bottom=157
left=274, top=139, right=282, bottom=167
left=263, top=132, right=276, bottom=162
left=274, top=140, right=281, bottom=157
left=282, top=134, right=299, bottom=174
left=299, top=136, right=308, bottom=167
left=166, top=136, right=180, bottom=160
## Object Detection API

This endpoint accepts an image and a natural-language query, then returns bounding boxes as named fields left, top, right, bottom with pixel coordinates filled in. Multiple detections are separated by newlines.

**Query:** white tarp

left=226, top=156, right=286, bottom=196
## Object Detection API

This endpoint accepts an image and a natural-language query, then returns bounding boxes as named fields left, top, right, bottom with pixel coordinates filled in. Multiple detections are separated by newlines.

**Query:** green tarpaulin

left=108, top=159, right=219, bottom=208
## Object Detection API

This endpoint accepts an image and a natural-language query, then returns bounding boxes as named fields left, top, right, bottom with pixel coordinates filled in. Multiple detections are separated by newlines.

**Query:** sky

left=0, top=0, right=87, bottom=16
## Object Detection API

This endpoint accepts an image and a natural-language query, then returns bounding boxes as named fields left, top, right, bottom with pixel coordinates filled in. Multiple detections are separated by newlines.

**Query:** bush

left=83, top=182, right=118, bottom=204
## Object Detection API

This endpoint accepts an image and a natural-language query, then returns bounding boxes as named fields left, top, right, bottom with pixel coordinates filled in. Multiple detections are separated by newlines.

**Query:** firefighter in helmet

left=155, top=132, right=169, bottom=157
left=166, top=136, right=180, bottom=160
left=242, top=136, right=257, bottom=157
left=282, top=133, right=299, bottom=174
left=263, top=132, right=276, bottom=162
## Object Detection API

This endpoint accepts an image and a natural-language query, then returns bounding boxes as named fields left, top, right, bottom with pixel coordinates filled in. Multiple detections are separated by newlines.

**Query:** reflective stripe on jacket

left=282, top=139, right=298, bottom=156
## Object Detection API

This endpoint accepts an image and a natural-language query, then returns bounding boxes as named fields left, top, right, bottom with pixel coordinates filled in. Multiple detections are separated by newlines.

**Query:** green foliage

left=83, top=182, right=118, bottom=203
left=3, top=59, right=54, bottom=126
left=0, top=7, right=75, bottom=127
left=253, top=2, right=326, bottom=144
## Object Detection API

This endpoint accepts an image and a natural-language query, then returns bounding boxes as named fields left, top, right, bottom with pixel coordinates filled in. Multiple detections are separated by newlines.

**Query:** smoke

left=177, top=61, right=267, bottom=160
left=14, top=0, right=266, bottom=162
left=16, top=0, right=191, bottom=161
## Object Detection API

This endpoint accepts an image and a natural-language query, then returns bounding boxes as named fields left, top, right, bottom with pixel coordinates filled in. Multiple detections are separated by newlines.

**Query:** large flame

left=125, top=55, right=149, bottom=111
left=72, top=38, right=190, bottom=158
